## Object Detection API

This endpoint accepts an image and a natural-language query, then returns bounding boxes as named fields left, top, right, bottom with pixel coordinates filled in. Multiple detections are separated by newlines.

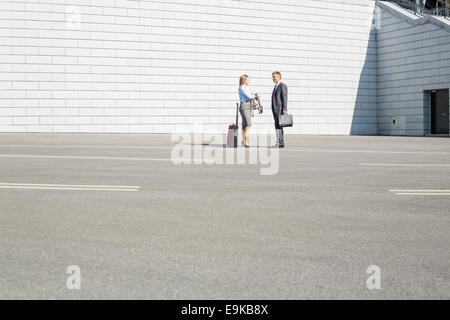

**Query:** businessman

left=271, top=71, right=288, bottom=148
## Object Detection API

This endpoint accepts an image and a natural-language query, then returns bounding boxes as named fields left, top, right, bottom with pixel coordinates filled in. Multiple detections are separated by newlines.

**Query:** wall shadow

left=350, top=5, right=378, bottom=135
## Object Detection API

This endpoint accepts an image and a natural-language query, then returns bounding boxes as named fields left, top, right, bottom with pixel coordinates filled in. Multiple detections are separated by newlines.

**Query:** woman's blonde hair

left=239, top=75, right=249, bottom=87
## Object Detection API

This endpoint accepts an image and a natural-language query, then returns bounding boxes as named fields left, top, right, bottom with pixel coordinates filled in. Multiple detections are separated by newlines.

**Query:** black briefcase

left=279, top=114, right=293, bottom=127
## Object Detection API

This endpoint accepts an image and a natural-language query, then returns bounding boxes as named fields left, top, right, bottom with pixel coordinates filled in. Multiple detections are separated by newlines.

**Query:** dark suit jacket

left=271, top=82, right=288, bottom=116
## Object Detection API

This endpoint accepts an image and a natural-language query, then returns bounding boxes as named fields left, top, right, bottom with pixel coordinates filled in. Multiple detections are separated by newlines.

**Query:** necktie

left=272, top=84, right=277, bottom=106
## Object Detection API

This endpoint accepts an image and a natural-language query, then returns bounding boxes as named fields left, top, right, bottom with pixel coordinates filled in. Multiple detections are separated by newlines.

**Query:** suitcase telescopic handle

left=236, top=102, right=239, bottom=126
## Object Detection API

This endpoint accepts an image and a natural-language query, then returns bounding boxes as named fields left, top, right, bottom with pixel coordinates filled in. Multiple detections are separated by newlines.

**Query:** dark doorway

left=431, top=89, right=449, bottom=134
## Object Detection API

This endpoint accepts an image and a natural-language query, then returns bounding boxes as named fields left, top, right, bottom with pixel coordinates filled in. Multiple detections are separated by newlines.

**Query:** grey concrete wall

left=0, top=0, right=377, bottom=134
left=377, top=1, right=450, bottom=136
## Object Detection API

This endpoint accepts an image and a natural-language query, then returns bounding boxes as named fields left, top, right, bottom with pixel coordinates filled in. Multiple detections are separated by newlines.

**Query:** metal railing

left=382, top=0, right=450, bottom=18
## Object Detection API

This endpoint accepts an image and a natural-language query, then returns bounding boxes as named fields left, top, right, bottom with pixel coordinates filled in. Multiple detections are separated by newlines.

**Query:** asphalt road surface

left=0, top=133, right=449, bottom=299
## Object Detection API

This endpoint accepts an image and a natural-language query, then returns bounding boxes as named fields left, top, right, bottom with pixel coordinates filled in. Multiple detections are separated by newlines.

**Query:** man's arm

left=281, top=83, right=288, bottom=114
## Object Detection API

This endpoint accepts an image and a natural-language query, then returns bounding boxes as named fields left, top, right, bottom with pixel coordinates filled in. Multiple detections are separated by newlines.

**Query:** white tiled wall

left=0, top=0, right=377, bottom=134
left=377, top=1, right=450, bottom=136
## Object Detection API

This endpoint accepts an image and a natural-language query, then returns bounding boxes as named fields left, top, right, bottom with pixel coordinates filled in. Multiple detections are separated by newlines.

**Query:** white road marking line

left=390, top=190, right=450, bottom=192
left=361, top=163, right=450, bottom=167
left=0, top=186, right=139, bottom=191
left=389, top=190, right=450, bottom=196
left=291, top=149, right=450, bottom=155
left=0, top=144, right=169, bottom=149
left=0, top=154, right=173, bottom=161
left=0, top=182, right=140, bottom=189
left=2, top=145, right=450, bottom=155
left=394, top=193, right=450, bottom=196
left=0, top=154, right=237, bottom=163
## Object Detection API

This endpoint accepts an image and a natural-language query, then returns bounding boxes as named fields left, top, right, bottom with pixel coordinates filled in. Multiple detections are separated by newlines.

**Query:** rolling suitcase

left=226, top=103, right=239, bottom=148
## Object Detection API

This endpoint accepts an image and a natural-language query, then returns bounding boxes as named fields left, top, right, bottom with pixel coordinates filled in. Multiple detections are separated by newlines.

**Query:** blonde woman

left=238, top=75, right=259, bottom=148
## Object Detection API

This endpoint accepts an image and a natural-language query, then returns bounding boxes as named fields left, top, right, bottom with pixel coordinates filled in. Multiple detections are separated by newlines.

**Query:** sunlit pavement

left=0, top=133, right=449, bottom=299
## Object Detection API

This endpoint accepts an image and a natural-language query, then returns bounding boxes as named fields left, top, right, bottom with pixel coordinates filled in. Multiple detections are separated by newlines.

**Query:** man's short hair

left=272, top=71, right=282, bottom=78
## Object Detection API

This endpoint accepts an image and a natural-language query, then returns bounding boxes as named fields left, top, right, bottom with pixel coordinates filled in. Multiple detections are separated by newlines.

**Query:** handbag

left=250, top=97, right=263, bottom=117
left=279, top=113, right=293, bottom=127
